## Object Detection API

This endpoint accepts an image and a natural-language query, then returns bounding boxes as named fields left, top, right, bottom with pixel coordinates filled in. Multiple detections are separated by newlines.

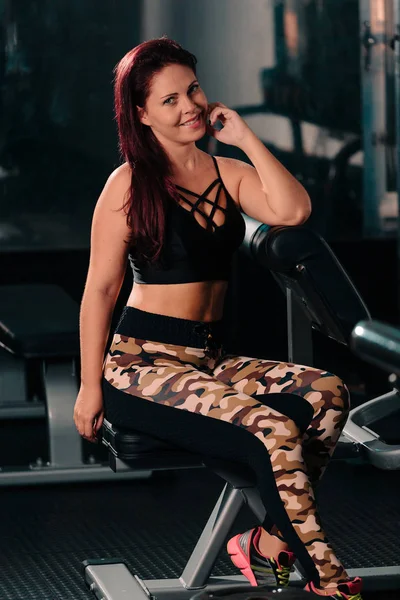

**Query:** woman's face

left=138, top=64, right=208, bottom=144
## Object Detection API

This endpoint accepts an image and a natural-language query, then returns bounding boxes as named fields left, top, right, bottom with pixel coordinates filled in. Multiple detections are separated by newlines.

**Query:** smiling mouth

left=180, top=114, right=202, bottom=126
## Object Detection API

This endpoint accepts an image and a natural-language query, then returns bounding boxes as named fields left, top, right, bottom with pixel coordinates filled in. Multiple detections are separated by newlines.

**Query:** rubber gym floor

left=1, top=458, right=400, bottom=600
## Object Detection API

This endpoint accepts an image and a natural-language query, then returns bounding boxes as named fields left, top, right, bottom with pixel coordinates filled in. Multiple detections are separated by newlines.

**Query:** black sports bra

left=128, top=156, right=246, bottom=284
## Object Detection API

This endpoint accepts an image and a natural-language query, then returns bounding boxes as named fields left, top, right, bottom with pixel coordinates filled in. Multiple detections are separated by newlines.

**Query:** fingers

left=207, top=101, right=227, bottom=112
left=84, top=418, right=96, bottom=442
left=209, top=108, right=230, bottom=126
left=74, top=411, right=104, bottom=444
left=95, top=412, right=104, bottom=433
left=207, top=102, right=229, bottom=115
left=207, top=102, right=229, bottom=125
left=206, top=123, right=219, bottom=138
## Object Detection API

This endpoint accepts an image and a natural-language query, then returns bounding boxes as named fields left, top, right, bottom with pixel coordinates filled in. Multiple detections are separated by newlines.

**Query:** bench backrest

left=241, top=221, right=371, bottom=345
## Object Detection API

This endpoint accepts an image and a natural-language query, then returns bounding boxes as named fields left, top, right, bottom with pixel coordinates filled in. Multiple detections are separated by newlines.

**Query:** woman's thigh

left=212, top=354, right=350, bottom=435
left=103, top=334, right=298, bottom=444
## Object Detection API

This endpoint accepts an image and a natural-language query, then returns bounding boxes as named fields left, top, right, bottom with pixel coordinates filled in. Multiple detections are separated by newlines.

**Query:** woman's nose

left=181, top=96, right=197, bottom=112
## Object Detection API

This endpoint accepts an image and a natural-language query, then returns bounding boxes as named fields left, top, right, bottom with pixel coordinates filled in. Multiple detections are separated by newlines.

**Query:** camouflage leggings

left=103, top=307, right=350, bottom=588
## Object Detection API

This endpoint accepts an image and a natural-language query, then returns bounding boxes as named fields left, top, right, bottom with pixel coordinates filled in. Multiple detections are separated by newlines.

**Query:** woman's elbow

left=282, top=208, right=311, bottom=227
left=84, top=271, right=125, bottom=303
left=291, top=194, right=312, bottom=225
left=295, top=207, right=312, bottom=225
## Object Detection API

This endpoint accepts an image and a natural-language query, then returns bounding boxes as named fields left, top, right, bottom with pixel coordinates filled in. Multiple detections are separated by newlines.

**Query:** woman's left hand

left=207, top=102, right=252, bottom=148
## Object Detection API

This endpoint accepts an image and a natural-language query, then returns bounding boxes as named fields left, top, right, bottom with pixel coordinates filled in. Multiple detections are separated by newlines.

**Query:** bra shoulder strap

left=211, top=155, right=222, bottom=180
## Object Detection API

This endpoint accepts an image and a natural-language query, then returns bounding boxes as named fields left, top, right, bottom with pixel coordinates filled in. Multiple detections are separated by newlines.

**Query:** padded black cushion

left=102, top=419, right=203, bottom=468
left=244, top=224, right=370, bottom=344
left=102, top=419, right=259, bottom=486
left=0, top=284, right=79, bottom=357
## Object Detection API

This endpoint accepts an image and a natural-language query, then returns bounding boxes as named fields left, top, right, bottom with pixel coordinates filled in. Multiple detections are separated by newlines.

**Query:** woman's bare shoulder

left=99, top=162, right=132, bottom=209
left=215, top=155, right=251, bottom=174
left=108, top=162, right=132, bottom=186
left=213, top=155, right=250, bottom=205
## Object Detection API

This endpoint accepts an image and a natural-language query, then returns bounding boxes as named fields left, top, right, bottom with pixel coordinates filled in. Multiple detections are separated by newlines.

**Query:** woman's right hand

left=73, top=384, right=104, bottom=443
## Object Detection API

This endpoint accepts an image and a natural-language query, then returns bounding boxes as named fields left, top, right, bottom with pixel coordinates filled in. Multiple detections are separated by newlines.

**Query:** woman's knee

left=322, top=372, right=350, bottom=414
left=296, top=368, right=350, bottom=424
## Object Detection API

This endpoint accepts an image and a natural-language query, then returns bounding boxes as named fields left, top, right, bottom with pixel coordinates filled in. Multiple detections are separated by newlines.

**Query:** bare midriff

left=126, top=280, right=228, bottom=322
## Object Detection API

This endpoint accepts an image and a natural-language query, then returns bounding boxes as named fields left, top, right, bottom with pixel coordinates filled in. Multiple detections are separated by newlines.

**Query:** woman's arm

left=80, top=163, right=131, bottom=387
left=74, top=164, right=131, bottom=441
left=207, top=102, right=311, bottom=226
left=236, top=133, right=311, bottom=226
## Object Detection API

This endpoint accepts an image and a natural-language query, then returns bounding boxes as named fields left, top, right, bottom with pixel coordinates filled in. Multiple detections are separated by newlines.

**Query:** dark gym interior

left=1, top=2, right=400, bottom=599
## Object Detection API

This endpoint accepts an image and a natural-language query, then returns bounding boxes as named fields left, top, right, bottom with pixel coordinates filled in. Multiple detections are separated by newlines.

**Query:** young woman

left=73, top=37, right=362, bottom=600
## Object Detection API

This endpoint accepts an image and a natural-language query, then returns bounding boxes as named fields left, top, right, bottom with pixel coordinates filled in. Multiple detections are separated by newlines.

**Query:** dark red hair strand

left=113, top=37, right=197, bottom=263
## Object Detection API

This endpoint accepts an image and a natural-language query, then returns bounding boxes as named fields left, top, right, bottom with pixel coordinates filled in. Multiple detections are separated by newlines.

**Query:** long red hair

left=114, top=37, right=197, bottom=263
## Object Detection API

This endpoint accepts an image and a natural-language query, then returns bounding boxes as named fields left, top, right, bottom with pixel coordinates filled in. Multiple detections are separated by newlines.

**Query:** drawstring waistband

left=116, top=306, right=225, bottom=351
left=193, top=322, right=222, bottom=357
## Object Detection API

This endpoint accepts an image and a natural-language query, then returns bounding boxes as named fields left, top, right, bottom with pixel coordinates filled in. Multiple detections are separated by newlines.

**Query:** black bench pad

left=101, top=419, right=258, bottom=483
left=102, top=419, right=203, bottom=468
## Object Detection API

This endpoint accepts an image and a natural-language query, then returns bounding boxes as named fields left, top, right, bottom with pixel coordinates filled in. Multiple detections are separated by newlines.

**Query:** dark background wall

left=0, top=0, right=141, bottom=251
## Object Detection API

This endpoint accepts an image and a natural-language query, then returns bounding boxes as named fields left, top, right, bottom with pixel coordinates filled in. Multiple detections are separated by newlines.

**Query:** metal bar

left=351, top=319, right=400, bottom=374
left=359, top=0, right=390, bottom=236
left=44, top=360, right=82, bottom=467
left=84, top=563, right=150, bottom=599
left=147, top=576, right=248, bottom=599
left=344, top=388, right=400, bottom=469
left=347, top=389, right=400, bottom=427
left=286, top=288, right=314, bottom=365
left=0, top=404, right=45, bottom=419
left=347, top=566, right=400, bottom=591
left=395, top=0, right=400, bottom=276
left=242, top=487, right=267, bottom=523
left=180, top=484, right=245, bottom=589
left=0, top=466, right=152, bottom=486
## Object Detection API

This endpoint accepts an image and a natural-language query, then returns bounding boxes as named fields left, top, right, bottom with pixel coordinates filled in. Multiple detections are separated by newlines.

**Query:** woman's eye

left=163, top=85, right=199, bottom=105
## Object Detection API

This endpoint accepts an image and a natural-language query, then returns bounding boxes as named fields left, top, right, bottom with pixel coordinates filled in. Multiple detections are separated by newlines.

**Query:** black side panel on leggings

left=257, top=393, right=314, bottom=434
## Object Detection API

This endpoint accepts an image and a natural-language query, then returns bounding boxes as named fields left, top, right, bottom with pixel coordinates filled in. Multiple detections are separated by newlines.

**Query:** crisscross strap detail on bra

left=175, top=156, right=229, bottom=233
left=128, top=155, right=246, bottom=284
